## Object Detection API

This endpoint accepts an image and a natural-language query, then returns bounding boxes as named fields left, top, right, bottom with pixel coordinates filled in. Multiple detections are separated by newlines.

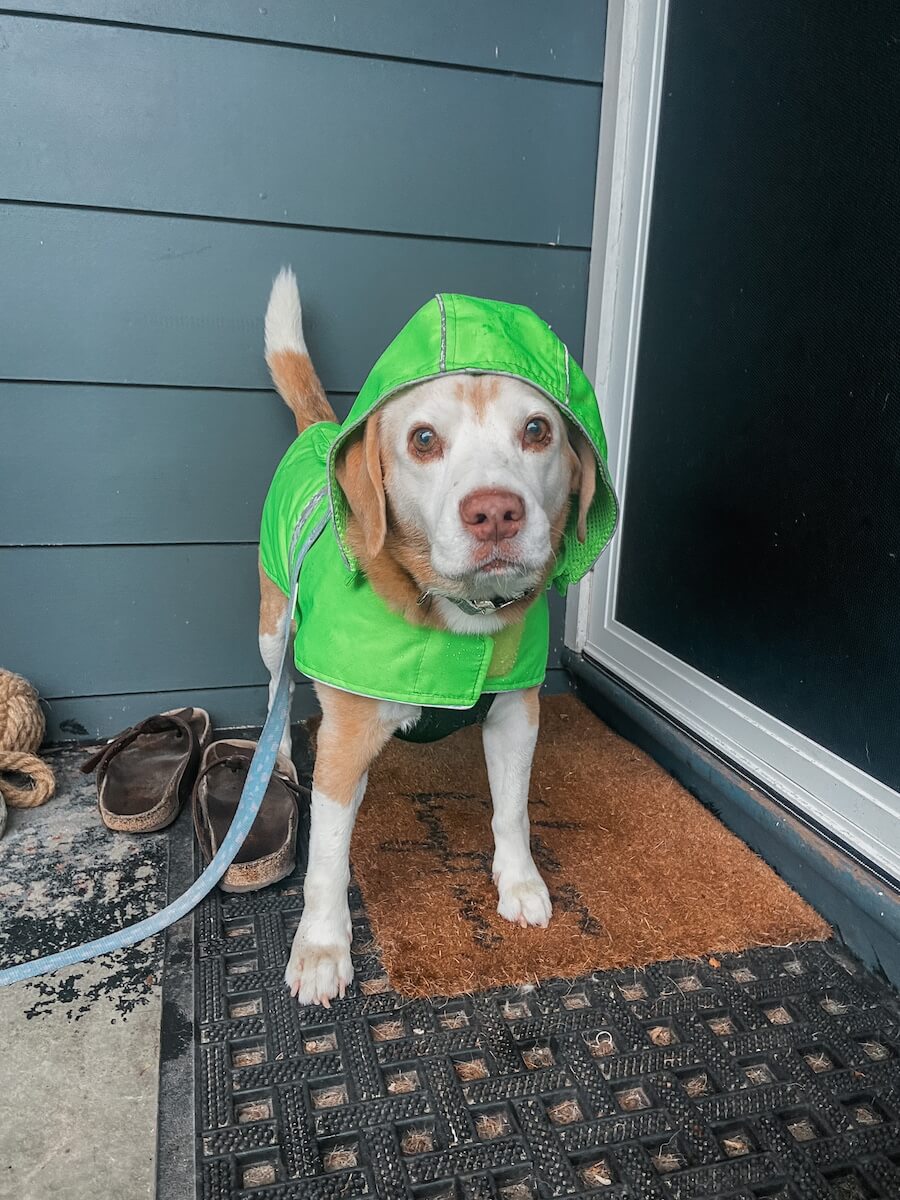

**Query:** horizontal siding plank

left=1, top=544, right=266, bottom=697
left=3, top=2, right=606, bottom=81
left=0, top=205, right=590, bottom=390
left=42, top=683, right=318, bottom=742
left=0, top=384, right=355, bottom=546
left=0, top=16, right=600, bottom=245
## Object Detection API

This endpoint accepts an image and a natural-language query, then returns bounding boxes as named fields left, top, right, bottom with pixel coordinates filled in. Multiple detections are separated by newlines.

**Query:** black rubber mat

left=187, top=864, right=900, bottom=1200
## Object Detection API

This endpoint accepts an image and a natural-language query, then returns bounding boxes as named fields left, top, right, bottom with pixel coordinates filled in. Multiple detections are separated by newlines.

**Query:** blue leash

left=0, top=494, right=328, bottom=988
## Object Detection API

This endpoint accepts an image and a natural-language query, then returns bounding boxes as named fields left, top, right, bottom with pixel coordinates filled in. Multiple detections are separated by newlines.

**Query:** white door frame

left=568, top=0, right=900, bottom=884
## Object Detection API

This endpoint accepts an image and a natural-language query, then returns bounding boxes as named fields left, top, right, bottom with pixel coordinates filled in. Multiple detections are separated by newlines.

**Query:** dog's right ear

left=566, top=427, right=597, bottom=543
left=335, top=413, right=387, bottom=558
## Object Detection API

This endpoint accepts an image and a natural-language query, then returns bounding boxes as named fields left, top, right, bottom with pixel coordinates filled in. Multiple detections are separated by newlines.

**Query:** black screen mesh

left=616, top=1, right=900, bottom=790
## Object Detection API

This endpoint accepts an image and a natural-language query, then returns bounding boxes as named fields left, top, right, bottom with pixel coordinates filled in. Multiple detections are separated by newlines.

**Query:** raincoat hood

left=328, top=293, right=618, bottom=591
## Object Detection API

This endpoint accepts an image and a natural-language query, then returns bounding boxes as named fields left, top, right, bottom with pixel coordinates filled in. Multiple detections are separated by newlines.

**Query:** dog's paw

left=496, top=874, right=552, bottom=928
left=284, top=939, right=353, bottom=1007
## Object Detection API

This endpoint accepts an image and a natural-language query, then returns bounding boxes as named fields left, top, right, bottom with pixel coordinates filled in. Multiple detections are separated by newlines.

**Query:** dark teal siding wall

left=0, top=3, right=606, bottom=740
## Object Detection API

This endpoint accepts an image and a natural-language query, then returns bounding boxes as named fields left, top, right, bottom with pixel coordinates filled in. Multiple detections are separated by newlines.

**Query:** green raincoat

left=259, top=294, right=618, bottom=715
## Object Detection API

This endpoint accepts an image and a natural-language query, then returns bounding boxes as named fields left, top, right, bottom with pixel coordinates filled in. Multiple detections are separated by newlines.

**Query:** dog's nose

left=459, top=489, right=525, bottom=542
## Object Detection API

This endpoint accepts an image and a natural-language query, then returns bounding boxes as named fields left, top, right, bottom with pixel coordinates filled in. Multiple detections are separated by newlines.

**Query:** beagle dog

left=258, top=270, right=609, bottom=1006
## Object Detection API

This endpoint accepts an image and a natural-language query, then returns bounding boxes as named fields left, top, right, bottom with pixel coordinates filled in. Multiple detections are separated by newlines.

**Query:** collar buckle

left=418, top=589, right=534, bottom=617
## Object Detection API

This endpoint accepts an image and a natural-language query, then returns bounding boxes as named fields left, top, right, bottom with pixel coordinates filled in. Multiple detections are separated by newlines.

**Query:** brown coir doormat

left=347, top=695, right=828, bottom=997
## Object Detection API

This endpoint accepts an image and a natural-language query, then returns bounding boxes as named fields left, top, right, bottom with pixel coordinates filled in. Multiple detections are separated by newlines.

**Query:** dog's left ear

left=335, top=413, right=387, bottom=558
left=567, top=427, right=596, bottom=543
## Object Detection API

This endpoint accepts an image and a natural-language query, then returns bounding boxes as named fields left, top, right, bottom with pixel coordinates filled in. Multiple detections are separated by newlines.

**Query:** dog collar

left=418, top=588, right=534, bottom=617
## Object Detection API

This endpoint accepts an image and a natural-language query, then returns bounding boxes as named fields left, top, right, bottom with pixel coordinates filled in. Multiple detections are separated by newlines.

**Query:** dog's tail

left=264, top=267, right=336, bottom=435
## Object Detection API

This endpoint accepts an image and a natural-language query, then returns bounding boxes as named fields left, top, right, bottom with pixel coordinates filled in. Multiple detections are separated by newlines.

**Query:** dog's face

left=337, top=375, right=595, bottom=609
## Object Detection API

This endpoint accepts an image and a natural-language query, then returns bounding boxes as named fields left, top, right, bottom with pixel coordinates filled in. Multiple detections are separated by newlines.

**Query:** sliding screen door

left=582, top=1, right=900, bottom=881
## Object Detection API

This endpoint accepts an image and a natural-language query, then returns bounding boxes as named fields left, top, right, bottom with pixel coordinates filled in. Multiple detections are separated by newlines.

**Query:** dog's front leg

left=482, top=687, right=551, bottom=928
left=285, top=685, right=419, bottom=1005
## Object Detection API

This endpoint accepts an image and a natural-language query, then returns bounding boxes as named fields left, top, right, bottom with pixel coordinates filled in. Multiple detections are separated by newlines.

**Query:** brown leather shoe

left=81, top=708, right=211, bottom=833
left=192, top=739, right=304, bottom=892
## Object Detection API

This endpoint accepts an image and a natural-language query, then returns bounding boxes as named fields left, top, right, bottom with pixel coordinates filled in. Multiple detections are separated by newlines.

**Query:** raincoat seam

left=447, top=293, right=458, bottom=369
left=411, top=628, right=434, bottom=700
left=435, top=294, right=447, bottom=372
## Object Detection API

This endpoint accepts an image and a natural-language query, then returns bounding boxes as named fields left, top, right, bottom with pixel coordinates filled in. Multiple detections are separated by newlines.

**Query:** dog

left=257, top=269, right=616, bottom=1006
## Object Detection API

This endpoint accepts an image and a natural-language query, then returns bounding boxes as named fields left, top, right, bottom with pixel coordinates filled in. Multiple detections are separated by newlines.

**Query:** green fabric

left=259, top=422, right=336, bottom=597
left=259, top=293, right=618, bottom=709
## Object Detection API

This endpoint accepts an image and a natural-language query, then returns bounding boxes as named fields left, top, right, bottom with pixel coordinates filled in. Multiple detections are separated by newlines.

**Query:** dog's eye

left=523, top=416, right=552, bottom=448
left=409, top=425, right=440, bottom=457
